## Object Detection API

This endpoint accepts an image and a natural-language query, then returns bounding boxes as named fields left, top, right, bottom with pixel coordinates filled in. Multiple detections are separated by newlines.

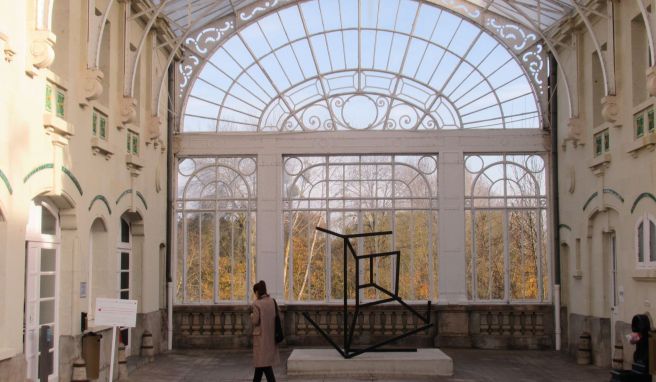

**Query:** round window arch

left=181, top=0, right=542, bottom=133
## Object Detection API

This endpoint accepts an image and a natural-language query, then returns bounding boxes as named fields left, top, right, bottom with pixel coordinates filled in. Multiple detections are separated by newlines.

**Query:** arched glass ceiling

left=182, top=0, right=542, bottom=132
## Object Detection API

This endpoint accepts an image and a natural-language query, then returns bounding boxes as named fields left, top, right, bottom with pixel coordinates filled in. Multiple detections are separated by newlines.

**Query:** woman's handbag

left=273, top=299, right=284, bottom=344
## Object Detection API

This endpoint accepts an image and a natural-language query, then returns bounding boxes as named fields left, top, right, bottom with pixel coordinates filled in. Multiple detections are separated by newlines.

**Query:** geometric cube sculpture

left=302, top=227, right=433, bottom=359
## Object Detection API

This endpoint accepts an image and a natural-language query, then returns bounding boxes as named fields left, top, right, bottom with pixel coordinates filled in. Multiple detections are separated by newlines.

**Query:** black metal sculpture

left=302, top=226, right=433, bottom=359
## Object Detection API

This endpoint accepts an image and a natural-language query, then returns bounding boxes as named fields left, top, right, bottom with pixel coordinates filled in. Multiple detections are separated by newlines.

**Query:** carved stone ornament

left=29, top=30, right=56, bottom=72
left=121, top=97, right=138, bottom=125
left=148, top=116, right=162, bottom=143
left=646, top=66, right=656, bottom=97
left=601, top=96, right=619, bottom=124
left=80, top=69, right=104, bottom=106
left=563, top=117, right=582, bottom=148
left=0, top=32, right=15, bottom=62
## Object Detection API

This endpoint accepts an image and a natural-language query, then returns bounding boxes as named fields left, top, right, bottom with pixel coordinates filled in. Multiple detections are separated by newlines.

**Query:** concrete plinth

left=287, top=348, right=453, bottom=378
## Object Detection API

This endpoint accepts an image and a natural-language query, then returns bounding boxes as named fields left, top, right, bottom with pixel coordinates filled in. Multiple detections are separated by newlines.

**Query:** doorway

left=25, top=201, right=60, bottom=381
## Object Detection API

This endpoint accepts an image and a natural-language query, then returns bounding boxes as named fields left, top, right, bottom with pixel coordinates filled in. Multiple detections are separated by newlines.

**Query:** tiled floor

left=125, top=348, right=611, bottom=381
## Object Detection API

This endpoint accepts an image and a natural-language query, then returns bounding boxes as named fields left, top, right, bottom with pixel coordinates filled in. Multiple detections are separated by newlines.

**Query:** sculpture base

left=287, top=348, right=453, bottom=378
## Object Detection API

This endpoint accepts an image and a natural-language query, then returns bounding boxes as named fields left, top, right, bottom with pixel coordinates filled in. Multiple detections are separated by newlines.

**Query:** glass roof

left=154, top=0, right=573, bottom=37
left=182, top=0, right=543, bottom=132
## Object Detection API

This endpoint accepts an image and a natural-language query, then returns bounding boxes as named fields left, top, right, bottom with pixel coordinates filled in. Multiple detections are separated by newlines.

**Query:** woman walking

left=251, top=280, right=279, bottom=382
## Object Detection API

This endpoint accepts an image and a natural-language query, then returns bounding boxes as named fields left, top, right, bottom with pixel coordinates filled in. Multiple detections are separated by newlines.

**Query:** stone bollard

left=71, top=357, right=89, bottom=382
left=118, top=344, right=128, bottom=380
left=576, top=332, right=591, bottom=365
left=141, top=330, right=155, bottom=361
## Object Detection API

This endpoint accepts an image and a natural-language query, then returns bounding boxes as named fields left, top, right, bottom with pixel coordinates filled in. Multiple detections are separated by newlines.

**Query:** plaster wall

left=556, top=0, right=656, bottom=367
left=0, top=0, right=170, bottom=379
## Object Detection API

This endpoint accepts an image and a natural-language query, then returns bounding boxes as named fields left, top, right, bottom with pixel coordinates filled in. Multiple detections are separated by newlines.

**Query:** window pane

left=121, top=219, right=130, bottom=243
left=41, top=248, right=56, bottom=272
left=650, top=221, right=656, bottom=262
left=40, top=275, right=55, bottom=298
left=120, top=290, right=129, bottom=300
left=120, top=272, right=129, bottom=289
left=41, top=207, right=56, bottom=235
left=39, top=300, right=55, bottom=324
left=56, top=90, right=65, bottom=118
left=638, top=221, right=644, bottom=262
left=121, top=252, right=129, bottom=270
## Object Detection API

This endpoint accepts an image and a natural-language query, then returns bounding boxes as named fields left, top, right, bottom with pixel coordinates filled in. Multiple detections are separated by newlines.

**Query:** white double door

left=25, top=242, right=59, bottom=381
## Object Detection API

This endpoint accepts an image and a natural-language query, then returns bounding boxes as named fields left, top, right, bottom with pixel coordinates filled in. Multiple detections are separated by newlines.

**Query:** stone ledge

left=286, top=348, right=453, bottom=377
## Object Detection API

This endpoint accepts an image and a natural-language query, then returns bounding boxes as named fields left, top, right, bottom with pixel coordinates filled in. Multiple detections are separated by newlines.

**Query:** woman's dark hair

left=253, top=280, right=267, bottom=296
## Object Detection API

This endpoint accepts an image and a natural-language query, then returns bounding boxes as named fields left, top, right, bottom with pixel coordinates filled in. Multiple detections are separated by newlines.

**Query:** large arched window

left=464, top=154, right=548, bottom=302
left=283, top=155, right=439, bottom=302
left=174, top=0, right=551, bottom=306
left=183, top=0, right=541, bottom=132
left=175, top=157, right=257, bottom=303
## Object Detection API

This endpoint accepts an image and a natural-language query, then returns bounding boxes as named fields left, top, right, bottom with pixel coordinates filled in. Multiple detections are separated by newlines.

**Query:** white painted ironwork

left=181, top=0, right=545, bottom=132
left=175, top=157, right=257, bottom=303
left=464, top=154, right=549, bottom=303
left=282, top=155, right=439, bottom=302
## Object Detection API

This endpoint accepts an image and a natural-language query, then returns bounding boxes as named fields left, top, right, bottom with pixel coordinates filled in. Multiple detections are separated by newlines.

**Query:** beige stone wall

left=0, top=0, right=170, bottom=378
left=556, top=0, right=656, bottom=366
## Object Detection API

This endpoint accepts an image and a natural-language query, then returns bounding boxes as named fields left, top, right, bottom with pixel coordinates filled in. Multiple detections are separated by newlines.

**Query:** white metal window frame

left=635, top=212, right=656, bottom=268
left=282, top=154, right=439, bottom=303
left=464, top=153, right=551, bottom=304
left=174, top=156, right=257, bottom=304
left=181, top=0, right=543, bottom=133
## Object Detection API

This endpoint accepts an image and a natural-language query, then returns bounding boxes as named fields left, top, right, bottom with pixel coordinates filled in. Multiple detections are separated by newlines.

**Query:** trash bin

left=82, top=332, right=102, bottom=379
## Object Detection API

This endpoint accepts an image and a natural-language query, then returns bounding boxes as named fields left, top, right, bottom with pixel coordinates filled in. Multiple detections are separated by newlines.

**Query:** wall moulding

left=26, top=30, right=56, bottom=77
left=0, top=31, right=15, bottom=62
left=601, top=95, right=620, bottom=126
left=79, top=69, right=104, bottom=107
left=120, top=97, right=138, bottom=126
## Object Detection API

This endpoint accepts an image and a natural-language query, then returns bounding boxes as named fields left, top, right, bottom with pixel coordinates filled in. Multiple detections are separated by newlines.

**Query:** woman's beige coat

left=251, top=295, right=280, bottom=367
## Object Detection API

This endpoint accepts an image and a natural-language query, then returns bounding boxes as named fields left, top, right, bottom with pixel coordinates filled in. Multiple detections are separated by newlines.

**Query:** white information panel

left=95, top=298, right=138, bottom=327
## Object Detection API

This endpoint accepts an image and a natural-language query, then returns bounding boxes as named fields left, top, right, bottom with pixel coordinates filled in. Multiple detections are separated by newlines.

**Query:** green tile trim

left=88, top=195, right=112, bottom=215
left=115, top=189, right=148, bottom=210
left=602, top=188, right=624, bottom=204
left=23, top=163, right=83, bottom=196
left=631, top=192, right=656, bottom=214
left=23, top=163, right=54, bottom=183
left=582, top=192, right=598, bottom=211
left=0, top=169, right=12, bottom=195
left=136, top=191, right=148, bottom=210
left=116, top=189, right=132, bottom=205
left=558, top=224, right=572, bottom=231
left=61, top=167, right=83, bottom=196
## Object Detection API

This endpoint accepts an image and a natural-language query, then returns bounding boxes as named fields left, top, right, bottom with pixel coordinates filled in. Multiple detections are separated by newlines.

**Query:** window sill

left=631, top=98, right=656, bottom=115
left=592, top=121, right=614, bottom=134
left=43, top=113, right=74, bottom=137
left=588, top=153, right=611, bottom=174
left=126, top=154, right=143, bottom=176
left=91, top=137, right=113, bottom=160
left=627, top=133, right=656, bottom=158
left=632, top=268, right=656, bottom=281
left=44, top=68, right=68, bottom=90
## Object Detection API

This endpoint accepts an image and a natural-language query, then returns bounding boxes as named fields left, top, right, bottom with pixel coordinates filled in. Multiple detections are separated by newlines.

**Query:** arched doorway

left=24, top=199, right=60, bottom=381
left=88, top=218, right=109, bottom=326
